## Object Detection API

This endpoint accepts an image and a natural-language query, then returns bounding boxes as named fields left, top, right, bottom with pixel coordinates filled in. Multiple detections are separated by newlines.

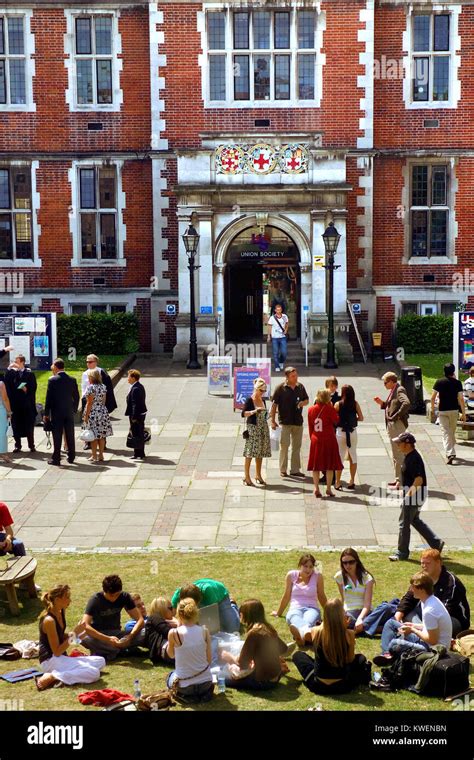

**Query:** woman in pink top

left=271, top=553, right=327, bottom=646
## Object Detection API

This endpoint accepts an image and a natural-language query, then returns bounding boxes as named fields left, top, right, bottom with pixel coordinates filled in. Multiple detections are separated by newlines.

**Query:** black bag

left=126, top=432, right=141, bottom=449
left=422, top=652, right=470, bottom=698
left=384, top=649, right=421, bottom=690
left=242, top=429, right=249, bottom=440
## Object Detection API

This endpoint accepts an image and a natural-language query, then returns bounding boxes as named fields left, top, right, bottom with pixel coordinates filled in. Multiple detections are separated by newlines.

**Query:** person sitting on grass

left=334, top=548, right=374, bottom=633
left=80, top=575, right=144, bottom=662
left=221, top=599, right=291, bottom=691
left=123, top=593, right=148, bottom=645
left=373, top=571, right=453, bottom=670
left=271, top=553, right=327, bottom=646
left=292, top=597, right=370, bottom=695
left=36, top=584, right=106, bottom=691
left=171, top=578, right=239, bottom=634
left=145, top=596, right=178, bottom=665
left=166, top=597, right=214, bottom=703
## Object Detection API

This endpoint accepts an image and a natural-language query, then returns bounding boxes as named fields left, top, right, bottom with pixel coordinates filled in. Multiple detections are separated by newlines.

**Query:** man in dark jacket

left=394, top=548, right=470, bottom=636
left=4, top=354, right=37, bottom=452
left=125, top=368, right=147, bottom=460
left=44, top=358, right=80, bottom=465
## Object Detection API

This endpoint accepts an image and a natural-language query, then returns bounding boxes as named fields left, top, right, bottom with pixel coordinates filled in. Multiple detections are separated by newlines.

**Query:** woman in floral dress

left=241, top=377, right=271, bottom=486
left=83, top=369, right=113, bottom=463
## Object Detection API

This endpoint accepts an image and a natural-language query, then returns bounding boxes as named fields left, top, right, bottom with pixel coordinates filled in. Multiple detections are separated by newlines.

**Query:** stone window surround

left=401, top=156, right=457, bottom=265
left=0, top=8, right=35, bottom=113
left=198, top=2, right=326, bottom=109
left=0, top=160, right=41, bottom=268
left=68, top=159, right=127, bottom=268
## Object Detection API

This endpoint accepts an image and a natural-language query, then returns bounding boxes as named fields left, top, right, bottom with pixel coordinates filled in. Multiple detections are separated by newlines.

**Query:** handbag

left=269, top=425, right=281, bottom=451
left=6, top=423, right=13, bottom=438
left=144, top=427, right=151, bottom=445
left=136, top=690, right=175, bottom=711
left=79, top=428, right=95, bottom=442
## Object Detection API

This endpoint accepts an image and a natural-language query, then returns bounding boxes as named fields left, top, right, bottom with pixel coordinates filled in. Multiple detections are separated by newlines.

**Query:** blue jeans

left=286, top=606, right=321, bottom=638
left=381, top=618, right=429, bottom=655
left=272, top=337, right=287, bottom=369
left=218, top=596, right=240, bottom=633
left=345, top=608, right=363, bottom=629
left=0, top=533, right=26, bottom=557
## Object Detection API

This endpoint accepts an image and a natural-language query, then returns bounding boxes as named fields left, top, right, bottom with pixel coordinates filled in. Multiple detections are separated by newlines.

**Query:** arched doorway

left=225, top=224, right=300, bottom=342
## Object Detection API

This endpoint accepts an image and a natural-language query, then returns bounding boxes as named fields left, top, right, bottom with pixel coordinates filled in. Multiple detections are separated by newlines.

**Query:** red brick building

left=1, top=1, right=473, bottom=358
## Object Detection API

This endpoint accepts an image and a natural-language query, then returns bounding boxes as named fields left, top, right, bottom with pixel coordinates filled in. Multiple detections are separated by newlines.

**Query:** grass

left=0, top=551, right=472, bottom=712
left=33, top=355, right=127, bottom=405
left=405, top=354, right=468, bottom=394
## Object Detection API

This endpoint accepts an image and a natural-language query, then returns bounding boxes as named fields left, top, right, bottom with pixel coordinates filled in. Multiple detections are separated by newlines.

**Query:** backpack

left=384, top=649, right=420, bottom=690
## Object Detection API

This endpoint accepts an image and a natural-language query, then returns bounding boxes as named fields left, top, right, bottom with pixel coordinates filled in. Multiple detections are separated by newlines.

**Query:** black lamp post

left=182, top=223, right=201, bottom=369
left=322, top=221, right=341, bottom=369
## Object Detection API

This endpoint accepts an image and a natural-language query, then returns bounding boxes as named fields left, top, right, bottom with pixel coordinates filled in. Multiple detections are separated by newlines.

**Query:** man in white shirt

left=463, top=366, right=474, bottom=419
left=374, top=571, right=453, bottom=666
left=267, top=304, right=289, bottom=372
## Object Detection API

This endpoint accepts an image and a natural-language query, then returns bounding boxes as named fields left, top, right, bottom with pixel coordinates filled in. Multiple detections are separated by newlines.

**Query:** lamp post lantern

left=182, top=224, right=201, bottom=370
left=322, top=221, right=341, bottom=369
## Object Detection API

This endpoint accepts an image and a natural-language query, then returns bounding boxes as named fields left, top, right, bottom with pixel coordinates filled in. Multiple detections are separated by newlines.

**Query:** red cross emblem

left=249, top=144, right=275, bottom=174
left=217, top=145, right=243, bottom=174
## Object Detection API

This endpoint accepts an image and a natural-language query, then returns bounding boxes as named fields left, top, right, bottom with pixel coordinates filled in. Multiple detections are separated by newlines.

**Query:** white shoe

left=275, top=367, right=280, bottom=372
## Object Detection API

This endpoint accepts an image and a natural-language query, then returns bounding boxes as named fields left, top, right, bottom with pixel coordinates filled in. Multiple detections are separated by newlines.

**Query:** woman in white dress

left=36, top=584, right=106, bottom=690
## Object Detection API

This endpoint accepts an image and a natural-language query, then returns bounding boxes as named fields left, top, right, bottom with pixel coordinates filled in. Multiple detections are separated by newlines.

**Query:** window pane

left=76, top=18, right=92, bottom=54
left=433, top=56, right=449, bottom=101
left=80, top=169, right=96, bottom=209
left=0, top=19, right=4, bottom=55
left=253, top=11, right=270, bottom=49
left=209, top=55, right=226, bottom=100
left=7, top=17, right=24, bottom=55
left=81, top=213, right=96, bottom=258
left=441, top=303, right=456, bottom=316
left=298, top=54, right=315, bottom=99
left=0, top=304, right=13, bottom=311
left=412, top=166, right=428, bottom=206
left=21, top=305, right=31, bottom=312
left=0, top=169, right=10, bottom=208
left=9, top=59, right=26, bottom=104
left=0, top=61, right=5, bottom=104
left=275, top=12, right=290, bottom=48
left=275, top=55, right=290, bottom=99
left=413, top=57, right=429, bottom=101
left=208, top=12, right=225, bottom=50
left=95, top=16, right=112, bottom=55
left=14, top=213, right=32, bottom=259
left=411, top=210, right=428, bottom=256
left=96, top=59, right=112, bottom=103
left=71, top=304, right=88, bottom=314
left=298, top=11, right=316, bottom=49
left=234, top=55, right=249, bottom=100
left=432, top=166, right=447, bottom=205
left=12, top=169, right=31, bottom=210
left=99, top=167, right=115, bottom=208
left=111, top=304, right=126, bottom=313
left=254, top=55, right=270, bottom=100
left=402, top=303, right=419, bottom=315
left=100, top=213, right=116, bottom=259
left=0, top=215, right=12, bottom=259
left=233, top=12, right=249, bottom=49
left=413, top=16, right=430, bottom=51
left=430, top=210, right=447, bottom=255
left=91, top=304, right=107, bottom=313
left=77, top=59, right=93, bottom=104
left=434, top=14, right=449, bottom=51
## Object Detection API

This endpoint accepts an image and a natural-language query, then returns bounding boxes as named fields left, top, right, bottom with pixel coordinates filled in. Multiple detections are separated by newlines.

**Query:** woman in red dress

left=307, top=389, right=343, bottom=498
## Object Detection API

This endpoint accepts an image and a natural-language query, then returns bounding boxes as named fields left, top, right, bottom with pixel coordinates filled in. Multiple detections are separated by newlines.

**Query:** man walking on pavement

left=267, top=303, right=289, bottom=372
left=374, top=371, right=410, bottom=490
left=44, top=358, right=80, bottom=466
left=270, top=366, right=309, bottom=479
left=388, top=432, right=444, bottom=562
left=431, top=362, right=466, bottom=464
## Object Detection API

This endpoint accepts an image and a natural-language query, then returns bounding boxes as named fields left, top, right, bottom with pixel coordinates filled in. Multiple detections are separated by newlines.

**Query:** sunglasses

left=342, top=559, right=356, bottom=565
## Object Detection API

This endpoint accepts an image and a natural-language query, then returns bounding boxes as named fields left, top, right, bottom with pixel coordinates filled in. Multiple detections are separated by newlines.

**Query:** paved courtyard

left=3, top=358, right=472, bottom=552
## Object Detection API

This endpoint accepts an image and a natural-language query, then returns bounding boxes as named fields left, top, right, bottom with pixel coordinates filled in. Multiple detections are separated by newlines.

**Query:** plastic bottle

left=373, top=671, right=382, bottom=683
left=134, top=678, right=141, bottom=699
left=217, top=669, right=226, bottom=694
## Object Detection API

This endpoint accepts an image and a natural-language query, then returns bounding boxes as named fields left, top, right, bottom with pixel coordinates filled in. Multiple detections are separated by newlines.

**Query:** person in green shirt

left=171, top=578, right=239, bottom=633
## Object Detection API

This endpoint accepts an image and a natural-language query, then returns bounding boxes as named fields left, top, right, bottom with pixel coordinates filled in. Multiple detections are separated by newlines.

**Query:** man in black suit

left=4, top=354, right=37, bottom=452
left=44, top=358, right=80, bottom=465
left=125, top=368, right=147, bottom=460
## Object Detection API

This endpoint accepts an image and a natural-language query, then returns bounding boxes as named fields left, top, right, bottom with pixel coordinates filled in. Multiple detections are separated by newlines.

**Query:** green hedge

left=57, top=313, right=139, bottom=356
left=396, top=313, right=452, bottom=354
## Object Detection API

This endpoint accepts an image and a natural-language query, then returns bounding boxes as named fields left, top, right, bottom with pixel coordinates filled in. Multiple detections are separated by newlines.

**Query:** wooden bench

left=0, top=556, right=38, bottom=616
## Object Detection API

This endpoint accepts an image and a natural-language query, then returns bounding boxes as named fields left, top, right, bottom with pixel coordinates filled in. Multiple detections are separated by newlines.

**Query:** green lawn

left=33, top=355, right=127, bottom=405
left=405, top=354, right=468, bottom=394
left=0, top=551, right=472, bottom=712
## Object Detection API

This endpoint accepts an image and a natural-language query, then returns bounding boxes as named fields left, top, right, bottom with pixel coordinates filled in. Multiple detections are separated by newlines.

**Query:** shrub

left=57, top=312, right=139, bottom=355
left=396, top=313, right=452, bottom=354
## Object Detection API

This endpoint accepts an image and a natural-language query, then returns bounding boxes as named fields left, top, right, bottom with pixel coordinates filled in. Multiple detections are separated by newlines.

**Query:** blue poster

left=233, top=367, right=260, bottom=410
left=457, top=312, right=474, bottom=371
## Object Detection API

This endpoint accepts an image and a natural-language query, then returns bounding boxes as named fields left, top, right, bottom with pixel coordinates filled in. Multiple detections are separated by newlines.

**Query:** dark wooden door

left=226, top=265, right=263, bottom=341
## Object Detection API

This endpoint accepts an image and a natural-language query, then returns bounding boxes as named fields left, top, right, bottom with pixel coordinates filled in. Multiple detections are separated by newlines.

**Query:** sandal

left=313, top=489, right=322, bottom=498
left=256, top=478, right=266, bottom=486
left=335, top=485, right=343, bottom=491
left=325, top=491, right=335, bottom=498
left=347, top=483, right=355, bottom=490
left=242, top=479, right=254, bottom=486
left=35, top=673, right=59, bottom=691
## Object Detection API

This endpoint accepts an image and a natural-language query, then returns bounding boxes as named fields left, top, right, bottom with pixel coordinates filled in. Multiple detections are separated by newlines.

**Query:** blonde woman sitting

left=145, top=596, right=178, bottom=665
left=166, top=598, right=214, bottom=703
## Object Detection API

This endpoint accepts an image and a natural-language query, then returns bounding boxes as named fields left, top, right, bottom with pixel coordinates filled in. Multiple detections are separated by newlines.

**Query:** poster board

left=454, top=312, right=474, bottom=372
left=246, top=357, right=271, bottom=398
left=233, top=367, right=260, bottom=410
left=0, top=312, right=57, bottom=370
left=207, top=355, right=233, bottom=396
